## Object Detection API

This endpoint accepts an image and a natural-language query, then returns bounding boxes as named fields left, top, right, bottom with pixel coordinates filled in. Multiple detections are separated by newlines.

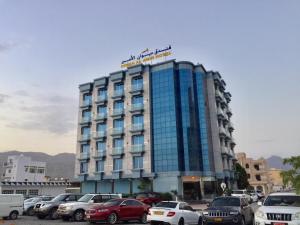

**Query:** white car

left=57, top=193, right=121, bottom=221
left=255, top=192, right=300, bottom=225
left=147, top=201, right=202, bottom=225
left=231, top=190, right=252, bottom=203
left=0, top=194, right=24, bottom=220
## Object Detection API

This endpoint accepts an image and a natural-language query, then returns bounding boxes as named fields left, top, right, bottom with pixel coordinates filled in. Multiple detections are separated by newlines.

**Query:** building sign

left=121, top=45, right=172, bottom=68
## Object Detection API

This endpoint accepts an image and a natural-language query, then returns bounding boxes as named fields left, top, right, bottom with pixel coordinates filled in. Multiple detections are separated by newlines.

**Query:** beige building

left=236, top=152, right=271, bottom=194
left=268, top=168, right=284, bottom=192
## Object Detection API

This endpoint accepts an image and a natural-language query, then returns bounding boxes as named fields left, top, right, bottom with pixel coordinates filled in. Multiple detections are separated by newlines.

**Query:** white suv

left=57, top=193, right=121, bottom=221
left=255, top=192, right=300, bottom=225
left=231, top=190, right=252, bottom=203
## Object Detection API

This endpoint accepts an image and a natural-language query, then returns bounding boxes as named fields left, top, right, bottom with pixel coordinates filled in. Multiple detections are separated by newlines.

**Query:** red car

left=136, top=192, right=162, bottom=206
left=85, top=198, right=150, bottom=224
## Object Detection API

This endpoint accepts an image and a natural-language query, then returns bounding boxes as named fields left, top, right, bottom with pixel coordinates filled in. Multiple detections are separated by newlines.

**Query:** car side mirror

left=120, top=203, right=126, bottom=207
left=89, top=199, right=95, bottom=203
left=257, top=201, right=262, bottom=206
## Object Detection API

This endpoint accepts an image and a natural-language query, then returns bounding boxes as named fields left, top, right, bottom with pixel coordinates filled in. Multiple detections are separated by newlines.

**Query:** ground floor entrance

left=183, top=182, right=201, bottom=200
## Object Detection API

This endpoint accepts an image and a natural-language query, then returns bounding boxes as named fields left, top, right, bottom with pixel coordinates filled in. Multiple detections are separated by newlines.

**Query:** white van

left=0, top=194, right=24, bottom=219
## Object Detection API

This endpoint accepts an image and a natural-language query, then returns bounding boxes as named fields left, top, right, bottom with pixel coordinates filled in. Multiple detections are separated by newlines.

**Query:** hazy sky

left=0, top=0, right=299, bottom=158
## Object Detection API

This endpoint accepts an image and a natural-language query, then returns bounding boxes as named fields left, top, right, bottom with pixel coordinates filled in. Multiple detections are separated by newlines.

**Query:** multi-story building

left=268, top=168, right=285, bottom=192
left=2, top=155, right=46, bottom=182
left=236, top=152, right=271, bottom=194
left=75, top=60, right=236, bottom=200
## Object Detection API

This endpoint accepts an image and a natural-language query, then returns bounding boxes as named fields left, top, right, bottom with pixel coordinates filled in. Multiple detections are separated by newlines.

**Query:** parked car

left=24, top=196, right=53, bottom=216
left=85, top=198, right=150, bottom=224
left=255, top=192, right=300, bottom=225
left=231, top=190, right=252, bottom=203
left=147, top=201, right=202, bottom=225
left=136, top=192, right=162, bottom=206
left=34, top=193, right=83, bottom=220
left=57, top=193, right=121, bottom=221
left=202, top=196, right=254, bottom=225
left=0, top=194, right=24, bottom=220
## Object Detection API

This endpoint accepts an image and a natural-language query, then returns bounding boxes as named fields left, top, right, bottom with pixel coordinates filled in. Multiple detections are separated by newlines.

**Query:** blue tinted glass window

left=113, top=138, right=124, bottom=148
left=81, top=126, right=90, bottom=135
left=132, top=135, right=144, bottom=145
left=113, top=119, right=124, bottom=128
left=82, top=110, right=91, bottom=118
left=83, top=93, right=92, bottom=101
left=98, top=88, right=107, bottom=97
left=97, top=106, right=107, bottom=114
left=96, top=160, right=104, bottom=172
left=80, top=162, right=88, bottom=173
left=132, top=95, right=143, bottom=105
left=81, top=144, right=90, bottom=153
left=113, top=158, right=122, bottom=170
left=114, top=82, right=124, bottom=91
left=133, top=156, right=143, bottom=169
left=132, top=115, right=143, bottom=124
left=114, top=100, right=124, bottom=109
left=96, top=123, right=106, bottom=132
left=132, top=76, right=143, bottom=86
left=96, top=141, right=106, bottom=151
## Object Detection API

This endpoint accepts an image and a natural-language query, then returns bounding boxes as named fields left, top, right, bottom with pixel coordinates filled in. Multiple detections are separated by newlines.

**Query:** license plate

left=273, top=223, right=287, bottom=225
left=154, top=211, right=164, bottom=215
left=214, top=218, right=223, bottom=222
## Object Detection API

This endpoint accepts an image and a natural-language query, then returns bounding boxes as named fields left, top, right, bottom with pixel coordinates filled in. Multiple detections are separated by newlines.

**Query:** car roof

left=160, top=201, right=186, bottom=204
left=269, top=192, right=299, bottom=196
left=215, top=196, right=241, bottom=200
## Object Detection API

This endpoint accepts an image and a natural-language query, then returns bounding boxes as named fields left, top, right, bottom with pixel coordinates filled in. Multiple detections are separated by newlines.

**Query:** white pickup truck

left=57, top=193, right=121, bottom=221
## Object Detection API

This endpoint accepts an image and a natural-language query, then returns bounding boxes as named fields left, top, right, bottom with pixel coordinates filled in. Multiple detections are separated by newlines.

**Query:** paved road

left=1, top=216, right=143, bottom=225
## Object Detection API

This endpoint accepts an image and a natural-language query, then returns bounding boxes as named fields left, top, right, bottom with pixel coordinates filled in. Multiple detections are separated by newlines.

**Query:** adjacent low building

left=236, top=152, right=271, bottom=194
left=75, top=60, right=237, bottom=200
left=2, top=155, right=46, bottom=182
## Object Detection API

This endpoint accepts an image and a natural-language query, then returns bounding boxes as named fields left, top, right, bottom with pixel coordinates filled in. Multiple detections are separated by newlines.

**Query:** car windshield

left=232, top=190, right=244, bottom=194
left=51, top=194, right=67, bottom=202
left=103, top=199, right=123, bottom=207
left=78, top=194, right=93, bottom=202
left=211, top=198, right=240, bottom=207
left=155, top=202, right=178, bottom=208
left=25, top=198, right=39, bottom=203
left=264, top=195, right=300, bottom=207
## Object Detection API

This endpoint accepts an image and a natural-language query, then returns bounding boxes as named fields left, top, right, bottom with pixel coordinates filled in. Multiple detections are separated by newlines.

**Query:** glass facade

left=151, top=67, right=180, bottom=172
left=195, top=71, right=211, bottom=174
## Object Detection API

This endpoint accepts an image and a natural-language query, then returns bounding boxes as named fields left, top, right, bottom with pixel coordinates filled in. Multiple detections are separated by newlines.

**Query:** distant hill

left=0, top=151, right=76, bottom=181
left=266, top=155, right=292, bottom=170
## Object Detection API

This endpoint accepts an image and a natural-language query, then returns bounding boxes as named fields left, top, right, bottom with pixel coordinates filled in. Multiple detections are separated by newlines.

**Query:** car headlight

left=98, top=209, right=109, bottom=212
left=293, top=212, right=300, bottom=220
left=202, top=211, right=209, bottom=216
left=65, top=206, right=73, bottom=210
left=41, top=204, right=51, bottom=208
left=255, top=210, right=267, bottom=219
left=229, top=211, right=239, bottom=215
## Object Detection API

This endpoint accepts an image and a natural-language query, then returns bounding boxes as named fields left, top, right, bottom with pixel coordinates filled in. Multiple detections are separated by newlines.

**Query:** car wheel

left=140, top=212, right=148, bottom=224
left=27, top=207, right=35, bottom=216
left=49, top=208, right=59, bottom=220
left=240, top=217, right=246, bottom=225
left=9, top=211, right=18, bottom=220
left=108, top=212, right=118, bottom=225
left=37, top=215, right=46, bottom=219
left=198, top=217, right=203, bottom=225
left=73, top=209, right=85, bottom=222
left=178, top=218, right=184, bottom=225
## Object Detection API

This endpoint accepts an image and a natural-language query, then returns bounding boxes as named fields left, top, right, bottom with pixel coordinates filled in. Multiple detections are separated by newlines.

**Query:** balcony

left=217, top=108, right=225, bottom=118
left=94, top=113, right=107, bottom=122
left=226, top=107, right=232, bottom=116
left=79, top=134, right=91, bottom=142
left=219, top=126, right=226, bottom=137
left=112, top=89, right=124, bottom=99
left=93, top=150, right=106, bottom=159
left=78, top=152, right=90, bottom=161
left=112, top=108, right=124, bottom=117
left=80, top=99, right=92, bottom=108
left=230, top=137, right=236, bottom=146
left=80, top=116, right=92, bottom=125
left=130, top=124, right=144, bottom=134
left=95, top=95, right=107, bottom=104
left=93, top=131, right=106, bottom=140
left=3, top=162, right=13, bottom=168
left=130, top=145, right=145, bottom=155
left=111, top=127, right=124, bottom=136
left=221, top=146, right=229, bottom=156
left=111, top=147, right=124, bottom=157
left=130, top=84, right=143, bottom=95
left=130, top=103, right=144, bottom=113
left=228, top=121, right=234, bottom=131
